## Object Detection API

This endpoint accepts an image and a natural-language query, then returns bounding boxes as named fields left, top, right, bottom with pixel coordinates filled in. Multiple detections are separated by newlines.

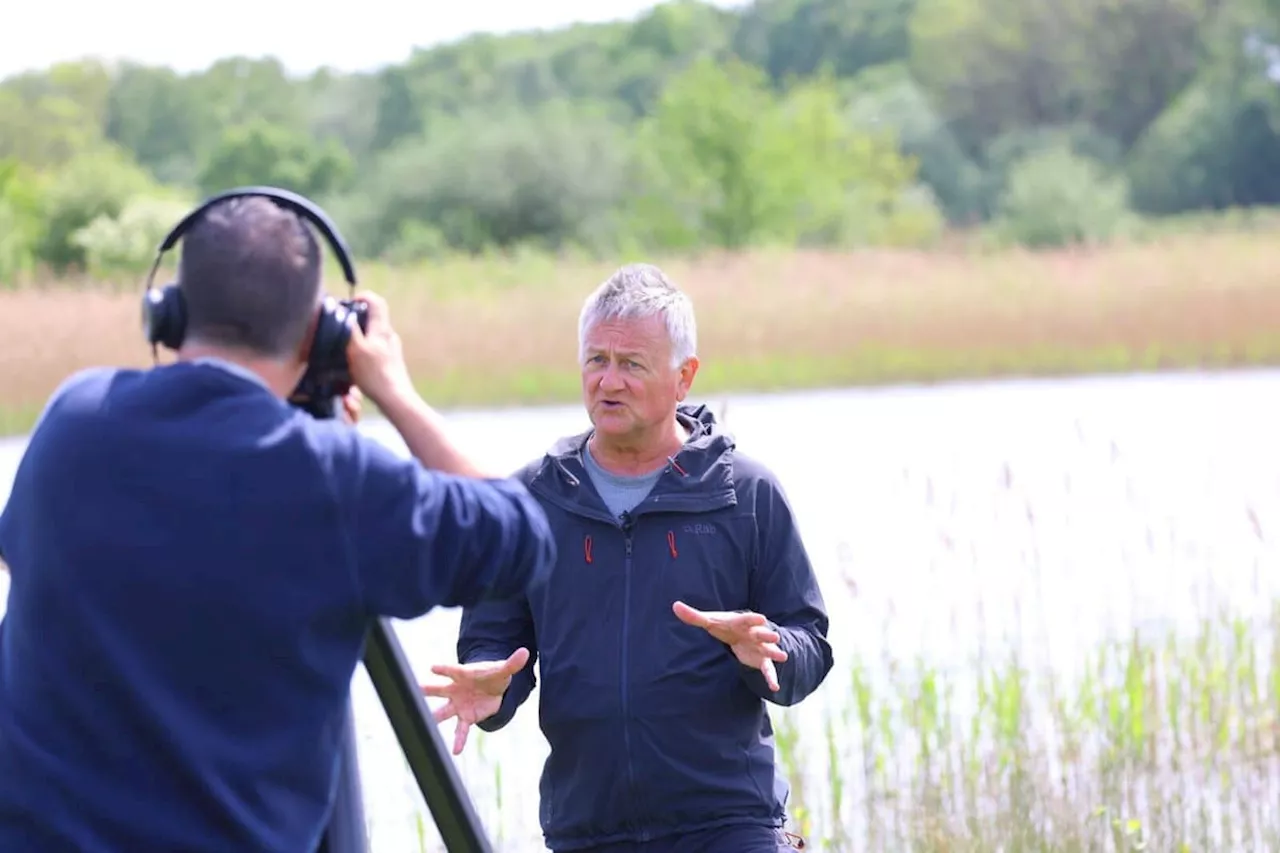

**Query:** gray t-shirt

left=583, top=445, right=664, bottom=519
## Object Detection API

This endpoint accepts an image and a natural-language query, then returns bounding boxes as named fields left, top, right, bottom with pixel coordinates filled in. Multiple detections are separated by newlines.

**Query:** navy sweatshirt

left=457, top=404, right=834, bottom=851
left=0, top=362, right=556, bottom=852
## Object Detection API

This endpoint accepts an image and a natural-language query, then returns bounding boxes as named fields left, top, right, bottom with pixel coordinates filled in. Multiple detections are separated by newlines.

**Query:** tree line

left=2, top=0, right=1279, bottom=281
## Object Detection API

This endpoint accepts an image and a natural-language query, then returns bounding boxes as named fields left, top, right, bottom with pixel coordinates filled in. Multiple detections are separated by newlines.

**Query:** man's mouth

left=600, top=400, right=624, bottom=409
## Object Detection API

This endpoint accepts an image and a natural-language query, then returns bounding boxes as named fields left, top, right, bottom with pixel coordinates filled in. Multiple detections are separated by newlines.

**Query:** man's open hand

left=672, top=601, right=788, bottom=691
left=421, top=648, right=530, bottom=755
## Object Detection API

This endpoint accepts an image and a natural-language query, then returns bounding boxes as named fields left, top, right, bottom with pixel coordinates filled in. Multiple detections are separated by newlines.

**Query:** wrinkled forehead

left=581, top=312, right=671, bottom=356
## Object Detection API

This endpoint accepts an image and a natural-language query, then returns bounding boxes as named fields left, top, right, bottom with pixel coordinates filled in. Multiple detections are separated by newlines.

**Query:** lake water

left=1, top=369, right=1277, bottom=851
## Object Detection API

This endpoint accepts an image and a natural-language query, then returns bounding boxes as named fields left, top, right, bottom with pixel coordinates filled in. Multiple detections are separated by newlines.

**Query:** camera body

left=287, top=296, right=370, bottom=420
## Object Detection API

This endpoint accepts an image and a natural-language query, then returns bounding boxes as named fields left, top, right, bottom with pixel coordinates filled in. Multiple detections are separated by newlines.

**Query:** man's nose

left=599, top=362, right=625, bottom=390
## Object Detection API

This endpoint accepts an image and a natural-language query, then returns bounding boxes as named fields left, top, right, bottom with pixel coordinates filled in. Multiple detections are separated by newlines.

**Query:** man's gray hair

left=577, top=263, right=698, bottom=369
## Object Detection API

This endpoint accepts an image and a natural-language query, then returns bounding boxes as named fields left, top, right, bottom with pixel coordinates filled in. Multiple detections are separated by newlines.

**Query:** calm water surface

left=1, top=369, right=1277, bottom=851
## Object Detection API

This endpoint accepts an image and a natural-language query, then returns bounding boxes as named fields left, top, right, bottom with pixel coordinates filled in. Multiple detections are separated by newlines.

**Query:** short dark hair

left=177, top=196, right=323, bottom=358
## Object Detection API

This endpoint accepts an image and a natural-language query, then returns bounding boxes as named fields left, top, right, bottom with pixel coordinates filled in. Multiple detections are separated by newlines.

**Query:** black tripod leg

left=363, top=617, right=493, bottom=853
left=299, top=395, right=489, bottom=851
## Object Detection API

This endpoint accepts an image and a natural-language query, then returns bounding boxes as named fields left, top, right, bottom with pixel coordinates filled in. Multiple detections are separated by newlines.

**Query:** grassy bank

left=771, top=600, right=1280, bottom=851
left=2, top=226, right=1279, bottom=436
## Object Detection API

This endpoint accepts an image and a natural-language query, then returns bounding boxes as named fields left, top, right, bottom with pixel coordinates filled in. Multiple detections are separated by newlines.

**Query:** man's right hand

left=346, top=291, right=416, bottom=411
left=421, top=648, right=530, bottom=755
left=346, top=289, right=495, bottom=477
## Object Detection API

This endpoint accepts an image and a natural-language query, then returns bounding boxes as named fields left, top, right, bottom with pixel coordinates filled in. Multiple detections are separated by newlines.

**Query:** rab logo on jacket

left=670, top=523, right=718, bottom=559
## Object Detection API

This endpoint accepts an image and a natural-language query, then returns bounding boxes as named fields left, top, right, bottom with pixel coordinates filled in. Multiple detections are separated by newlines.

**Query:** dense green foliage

left=3, top=0, right=1280, bottom=280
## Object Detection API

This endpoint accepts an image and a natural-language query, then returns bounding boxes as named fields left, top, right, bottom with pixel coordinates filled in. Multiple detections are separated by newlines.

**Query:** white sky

left=0, top=0, right=747, bottom=80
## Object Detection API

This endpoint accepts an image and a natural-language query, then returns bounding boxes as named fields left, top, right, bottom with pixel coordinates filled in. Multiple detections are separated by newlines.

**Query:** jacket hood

left=529, top=403, right=738, bottom=516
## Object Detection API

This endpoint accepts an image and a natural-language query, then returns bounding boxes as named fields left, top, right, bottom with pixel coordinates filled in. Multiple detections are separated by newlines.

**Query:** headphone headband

left=139, top=185, right=367, bottom=419
left=152, top=185, right=358, bottom=287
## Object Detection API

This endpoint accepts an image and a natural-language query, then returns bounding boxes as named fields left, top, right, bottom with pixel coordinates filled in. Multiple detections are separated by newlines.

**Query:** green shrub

left=991, top=145, right=1138, bottom=248
left=71, top=194, right=195, bottom=280
left=33, top=143, right=164, bottom=271
left=0, top=159, right=44, bottom=283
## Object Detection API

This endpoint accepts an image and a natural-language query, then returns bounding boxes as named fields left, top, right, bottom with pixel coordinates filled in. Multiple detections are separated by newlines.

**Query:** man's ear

left=675, top=356, right=700, bottom=402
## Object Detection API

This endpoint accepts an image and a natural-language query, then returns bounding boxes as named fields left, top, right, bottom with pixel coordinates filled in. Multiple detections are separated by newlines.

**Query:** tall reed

left=773, top=601, right=1280, bottom=851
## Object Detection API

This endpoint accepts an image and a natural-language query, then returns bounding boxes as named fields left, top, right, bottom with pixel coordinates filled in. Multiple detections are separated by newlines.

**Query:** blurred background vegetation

left=3, top=0, right=1280, bottom=283
left=2, top=8, right=1279, bottom=849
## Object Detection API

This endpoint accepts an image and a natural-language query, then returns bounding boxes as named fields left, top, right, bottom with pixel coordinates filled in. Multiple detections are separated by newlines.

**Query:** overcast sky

left=1, top=0, right=747, bottom=80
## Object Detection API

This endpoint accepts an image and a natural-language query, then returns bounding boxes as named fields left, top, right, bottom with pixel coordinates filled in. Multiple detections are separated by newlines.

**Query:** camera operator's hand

left=346, top=290, right=494, bottom=478
left=340, top=387, right=363, bottom=426
left=421, top=648, right=530, bottom=755
left=346, top=291, right=415, bottom=411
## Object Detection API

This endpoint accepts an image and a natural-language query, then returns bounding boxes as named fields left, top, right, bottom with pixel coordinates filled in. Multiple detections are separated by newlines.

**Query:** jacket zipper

left=619, top=510, right=639, bottom=836
left=530, top=465, right=736, bottom=839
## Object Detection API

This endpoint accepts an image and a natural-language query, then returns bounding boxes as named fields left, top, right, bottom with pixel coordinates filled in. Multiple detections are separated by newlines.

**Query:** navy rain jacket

left=0, top=363, right=557, bottom=853
left=457, top=403, right=834, bottom=851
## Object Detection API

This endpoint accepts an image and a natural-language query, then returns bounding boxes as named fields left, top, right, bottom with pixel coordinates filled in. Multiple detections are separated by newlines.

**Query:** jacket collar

left=529, top=403, right=739, bottom=521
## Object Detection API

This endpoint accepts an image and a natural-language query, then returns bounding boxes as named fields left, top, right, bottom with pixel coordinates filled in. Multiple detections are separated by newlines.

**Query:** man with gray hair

left=423, top=263, right=834, bottom=851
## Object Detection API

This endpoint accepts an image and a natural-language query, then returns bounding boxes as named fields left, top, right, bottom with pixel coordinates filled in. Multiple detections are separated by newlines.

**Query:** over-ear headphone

left=140, top=185, right=369, bottom=418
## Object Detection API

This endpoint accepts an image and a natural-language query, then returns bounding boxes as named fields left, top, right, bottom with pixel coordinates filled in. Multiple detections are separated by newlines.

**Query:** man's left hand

left=672, top=601, right=788, bottom=691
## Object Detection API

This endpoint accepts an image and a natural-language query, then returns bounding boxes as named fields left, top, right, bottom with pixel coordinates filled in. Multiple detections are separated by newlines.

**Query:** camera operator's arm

left=340, top=436, right=555, bottom=619
left=346, top=292, right=493, bottom=479
left=339, top=291, right=555, bottom=618
left=377, top=391, right=490, bottom=479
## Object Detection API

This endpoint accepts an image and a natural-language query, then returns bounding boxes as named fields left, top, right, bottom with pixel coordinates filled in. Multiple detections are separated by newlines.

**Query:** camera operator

left=0, top=196, right=556, bottom=852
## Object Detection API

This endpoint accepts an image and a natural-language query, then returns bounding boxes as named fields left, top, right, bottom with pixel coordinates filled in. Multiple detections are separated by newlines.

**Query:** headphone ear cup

left=308, top=297, right=346, bottom=369
left=141, top=284, right=187, bottom=351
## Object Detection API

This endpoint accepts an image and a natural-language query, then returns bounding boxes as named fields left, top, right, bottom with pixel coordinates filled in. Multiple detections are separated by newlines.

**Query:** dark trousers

left=557, top=823, right=795, bottom=853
